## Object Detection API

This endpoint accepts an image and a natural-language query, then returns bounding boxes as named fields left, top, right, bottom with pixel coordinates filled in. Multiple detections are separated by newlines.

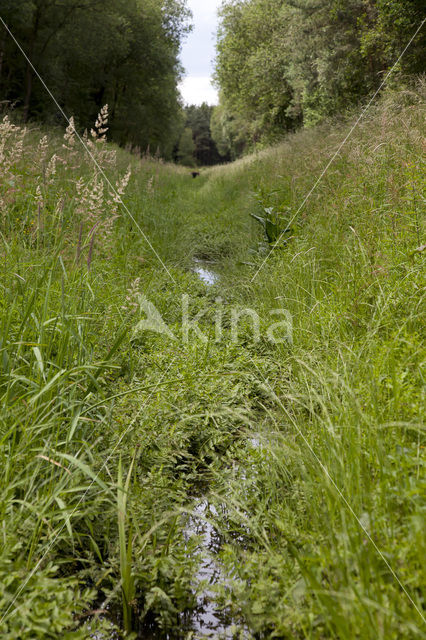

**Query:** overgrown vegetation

left=0, top=80, right=425, bottom=639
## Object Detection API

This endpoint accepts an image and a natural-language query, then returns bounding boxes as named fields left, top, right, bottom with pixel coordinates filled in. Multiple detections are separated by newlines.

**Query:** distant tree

left=214, top=0, right=298, bottom=153
left=211, top=102, right=247, bottom=160
left=176, top=103, right=230, bottom=166
left=358, top=0, right=426, bottom=76
left=186, top=103, right=226, bottom=165
left=0, top=0, right=104, bottom=121
left=177, top=127, right=196, bottom=166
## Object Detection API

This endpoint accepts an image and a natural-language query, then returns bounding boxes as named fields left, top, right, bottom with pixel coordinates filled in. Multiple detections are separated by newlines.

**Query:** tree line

left=0, top=0, right=190, bottom=158
left=213, top=0, right=425, bottom=157
left=176, top=103, right=230, bottom=167
left=1, top=1, right=424, bottom=164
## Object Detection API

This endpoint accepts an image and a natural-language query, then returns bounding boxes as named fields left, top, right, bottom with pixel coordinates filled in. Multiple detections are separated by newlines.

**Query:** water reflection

left=193, top=259, right=219, bottom=286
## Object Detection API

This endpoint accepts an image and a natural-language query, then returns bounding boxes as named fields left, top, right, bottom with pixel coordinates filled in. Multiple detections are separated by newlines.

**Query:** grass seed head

left=91, top=104, right=109, bottom=142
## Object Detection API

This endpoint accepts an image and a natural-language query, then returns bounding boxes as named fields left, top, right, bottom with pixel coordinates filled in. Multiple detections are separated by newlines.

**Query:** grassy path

left=0, top=83, right=425, bottom=639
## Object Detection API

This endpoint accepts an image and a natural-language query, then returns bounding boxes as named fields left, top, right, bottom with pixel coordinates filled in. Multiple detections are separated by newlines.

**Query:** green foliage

left=117, top=456, right=136, bottom=633
left=211, top=102, right=248, bottom=160
left=0, top=0, right=191, bottom=157
left=177, top=126, right=196, bottom=166
left=214, top=0, right=426, bottom=155
left=0, top=541, right=116, bottom=638
left=250, top=199, right=294, bottom=245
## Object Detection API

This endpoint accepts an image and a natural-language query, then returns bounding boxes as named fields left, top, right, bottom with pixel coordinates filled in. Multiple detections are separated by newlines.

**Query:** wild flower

left=121, top=278, right=141, bottom=314
left=75, top=161, right=131, bottom=245
left=82, top=127, right=93, bottom=151
left=147, top=176, right=154, bottom=194
left=86, top=107, right=116, bottom=167
left=61, top=116, right=79, bottom=170
left=54, top=197, right=65, bottom=224
left=37, top=135, right=49, bottom=164
left=100, top=215, right=115, bottom=240
left=75, top=177, right=85, bottom=202
left=93, top=164, right=131, bottom=240
left=104, top=147, right=117, bottom=167
left=0, top=115, right=19, bottom=144
left=73, top=174, right=105, bottom=266
left=13, top=135, right=24, bottom=164
left=110, top=165, right=131, bottom=215
left=87, top=176, right=104, bottom=223
left=76, top=173, right=104, bottom=223
left=35, top=136, right=49, bottom=169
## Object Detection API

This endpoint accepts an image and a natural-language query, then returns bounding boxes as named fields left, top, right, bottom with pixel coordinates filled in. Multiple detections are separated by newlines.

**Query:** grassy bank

left=0, top=82, right=424, bottom=639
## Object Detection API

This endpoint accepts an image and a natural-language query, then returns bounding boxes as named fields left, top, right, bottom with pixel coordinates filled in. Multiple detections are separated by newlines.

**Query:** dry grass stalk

left=0, top=115, right=26, bottom=176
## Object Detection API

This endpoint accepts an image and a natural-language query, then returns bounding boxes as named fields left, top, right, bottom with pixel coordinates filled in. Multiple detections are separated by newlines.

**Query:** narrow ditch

left=183, top=500, right=230, bottom=638
left=183, top=443, right=263, bottom=638
left=183, top=264, right=260, bottom=639
left=92, top=267, right=259, bottom=638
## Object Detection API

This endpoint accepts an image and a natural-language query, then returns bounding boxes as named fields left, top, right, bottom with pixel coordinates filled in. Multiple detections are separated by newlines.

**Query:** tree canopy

left=213, top=0, right=426, bottom=156
left=0, top=0, right=191, bottom=157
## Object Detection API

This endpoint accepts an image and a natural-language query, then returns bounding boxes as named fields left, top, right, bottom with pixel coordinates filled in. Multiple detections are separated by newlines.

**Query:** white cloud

left=179, top=1, right=222, bottom=98
left=179, top=76, right=218, bottom=106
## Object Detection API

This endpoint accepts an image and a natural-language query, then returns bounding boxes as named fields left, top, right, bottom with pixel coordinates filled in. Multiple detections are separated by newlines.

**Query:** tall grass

left=0, top=82, right=424, bottom=638
left=117, top=455, right=136, bottom=634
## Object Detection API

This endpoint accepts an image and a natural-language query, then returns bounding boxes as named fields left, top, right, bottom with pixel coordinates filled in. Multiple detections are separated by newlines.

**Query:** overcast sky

left=179, top=0, right=222, bottom=106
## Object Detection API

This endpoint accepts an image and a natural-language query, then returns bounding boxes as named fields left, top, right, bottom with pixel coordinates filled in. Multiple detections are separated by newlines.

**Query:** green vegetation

left=0, top=0, right=190, bottom=156
left=177, top=103, right=229, bottom=167
left=0, top=78, right=425, bottom=640
left=177, top=126, right=197, bottom=167
left=214, top=0, right=426, bottom=155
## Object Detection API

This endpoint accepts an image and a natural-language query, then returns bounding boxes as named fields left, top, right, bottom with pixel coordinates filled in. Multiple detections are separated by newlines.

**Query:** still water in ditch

left=91, top=267, right=259, bottom=639
left=184, top=500, right=233, bottom=638
left=192, top=259, right=219, bottom=287
left=183, top=264, right=247, bottom=637
left=90, top=446, right=262, bottom=639
left=182, top=264, right=255, bottom=638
